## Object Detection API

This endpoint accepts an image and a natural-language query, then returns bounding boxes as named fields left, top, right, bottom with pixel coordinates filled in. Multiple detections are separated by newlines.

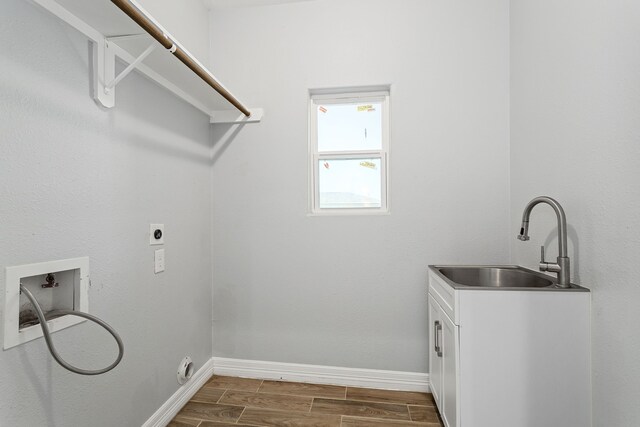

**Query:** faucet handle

left=540, top=246, right=545, bottom=263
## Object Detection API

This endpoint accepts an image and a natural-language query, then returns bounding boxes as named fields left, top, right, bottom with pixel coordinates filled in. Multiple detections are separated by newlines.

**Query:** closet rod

left=110, top=0, right=251, bottom=117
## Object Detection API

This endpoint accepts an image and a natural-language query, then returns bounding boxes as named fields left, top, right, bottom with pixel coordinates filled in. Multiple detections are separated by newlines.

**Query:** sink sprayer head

left=517, top=222, right=530, bottom=241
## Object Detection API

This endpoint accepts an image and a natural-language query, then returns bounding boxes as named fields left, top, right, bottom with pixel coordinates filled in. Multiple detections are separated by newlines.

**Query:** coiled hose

left=20, top=284, right=124, bottom=375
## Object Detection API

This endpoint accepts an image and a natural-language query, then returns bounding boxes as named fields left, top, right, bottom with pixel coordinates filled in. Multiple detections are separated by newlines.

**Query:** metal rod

left=110, top=0, right=251, bottom=117
left=106, top=43, right=156, bottom=91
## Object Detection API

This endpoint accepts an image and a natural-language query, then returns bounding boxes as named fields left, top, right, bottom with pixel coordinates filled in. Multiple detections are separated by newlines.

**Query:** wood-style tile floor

left=169, top=375, right=444, bottom=427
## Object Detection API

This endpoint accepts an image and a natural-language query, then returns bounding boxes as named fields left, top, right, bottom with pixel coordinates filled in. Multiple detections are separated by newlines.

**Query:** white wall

left=0, top=1, right=212, bottom=426
left=208, top=0, right=510, bottom=372
left=138, top=0, right=210, bottom=64
left=510, top=0, right=640, bottom=425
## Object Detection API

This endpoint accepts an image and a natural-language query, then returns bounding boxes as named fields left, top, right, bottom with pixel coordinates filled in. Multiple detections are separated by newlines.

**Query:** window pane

left=317, top=102, right=382, bottom=152
left=318, top=158, right=382, bottom=209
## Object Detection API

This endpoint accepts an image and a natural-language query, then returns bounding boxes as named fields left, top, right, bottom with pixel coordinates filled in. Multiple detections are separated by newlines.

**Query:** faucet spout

left=517, top=196, right=571, bottom=287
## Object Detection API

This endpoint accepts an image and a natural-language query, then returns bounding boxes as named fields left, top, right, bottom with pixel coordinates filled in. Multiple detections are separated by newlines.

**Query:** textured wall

left=0, top=1, right=212, bottom=426
left=208, top=0, right=510, bottom=373
left=138, top=0, right=210, bottom=64
left=510, top=0, right=640, bottom=425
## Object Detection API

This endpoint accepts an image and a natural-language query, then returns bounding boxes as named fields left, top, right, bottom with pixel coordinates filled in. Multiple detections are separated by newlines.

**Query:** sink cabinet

left=427, top=268, right=591, bottom=427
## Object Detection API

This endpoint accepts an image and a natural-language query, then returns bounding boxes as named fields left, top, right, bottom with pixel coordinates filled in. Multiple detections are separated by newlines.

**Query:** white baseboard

left=212, top=357, right=430, bottom=392
left=142, top=357, right=215, bottom=427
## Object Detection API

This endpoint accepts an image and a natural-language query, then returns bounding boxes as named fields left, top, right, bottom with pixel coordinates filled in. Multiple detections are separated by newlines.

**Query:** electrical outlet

left=154, top=249, right=165, bottom=274
left=150, top=224, right=164, bottom=245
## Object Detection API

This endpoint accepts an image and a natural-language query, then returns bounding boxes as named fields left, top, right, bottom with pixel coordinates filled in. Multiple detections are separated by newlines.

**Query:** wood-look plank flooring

left=170, top=375, right=444, bottom=427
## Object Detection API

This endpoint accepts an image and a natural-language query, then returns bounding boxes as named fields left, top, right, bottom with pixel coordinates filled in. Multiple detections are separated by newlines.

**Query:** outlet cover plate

left=150, top=224, right=164, bottom=245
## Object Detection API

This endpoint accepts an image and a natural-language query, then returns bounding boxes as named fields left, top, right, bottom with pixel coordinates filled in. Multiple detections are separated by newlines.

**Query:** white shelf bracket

left=104, top=43, right=157, bottom=93
left=92, top=38, right=115, bottom=108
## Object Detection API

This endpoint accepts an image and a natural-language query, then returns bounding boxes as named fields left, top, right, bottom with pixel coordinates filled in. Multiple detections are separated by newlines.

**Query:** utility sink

left=429, top=265, right=588, bottom=291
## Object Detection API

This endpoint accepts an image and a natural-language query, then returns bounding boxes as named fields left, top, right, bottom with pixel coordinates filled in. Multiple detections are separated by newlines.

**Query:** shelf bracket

left=91, top=38, right=114, bottom=109
left=94, top=40, right=157, bottom=107
left=104, top=43, right=156, bottom=93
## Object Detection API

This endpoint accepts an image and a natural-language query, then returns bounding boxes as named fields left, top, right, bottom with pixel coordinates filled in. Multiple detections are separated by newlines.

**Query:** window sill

left=307, top=209, right=390, bottom=217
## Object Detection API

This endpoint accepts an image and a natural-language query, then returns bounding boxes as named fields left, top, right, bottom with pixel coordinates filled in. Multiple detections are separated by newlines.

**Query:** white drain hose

left=20, top=285, right=124, bottom=375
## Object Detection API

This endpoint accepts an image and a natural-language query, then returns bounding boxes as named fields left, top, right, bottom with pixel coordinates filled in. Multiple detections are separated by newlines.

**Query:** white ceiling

left=205, top=0, right=318, bottom=9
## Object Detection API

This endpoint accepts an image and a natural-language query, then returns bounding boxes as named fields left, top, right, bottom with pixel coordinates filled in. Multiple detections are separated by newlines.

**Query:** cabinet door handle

left=434, top=321, right=443, bottom=357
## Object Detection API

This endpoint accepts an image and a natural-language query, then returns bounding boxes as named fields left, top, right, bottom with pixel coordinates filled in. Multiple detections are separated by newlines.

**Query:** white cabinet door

left=441, top=308, right=458, bottom=427
left=428, top=295, right=443, bottom=408
left=429, top=293, right=459, bottom=427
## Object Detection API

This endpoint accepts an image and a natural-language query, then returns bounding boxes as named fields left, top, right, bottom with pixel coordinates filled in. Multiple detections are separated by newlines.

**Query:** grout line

left=248, top=379, right=429, bottom=405
left=235, top=405, right=248, bottom=424
left=253, top=382, right=346, bottom=400
left=340, top=414, right=344, bottom=426
left=234, top=388, right=331, bottom=404
left=341, top=415, right=428, bottom=424
left=174, top=416, right=205, bottom=425
left=312, top=396, right=419, bottom=408
left=216, top=389, right=228, bottom=404
left=309, top=400, right=413, bottom=422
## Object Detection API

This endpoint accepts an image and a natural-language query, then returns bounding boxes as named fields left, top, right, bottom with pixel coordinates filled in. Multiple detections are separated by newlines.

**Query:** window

left=309, top=88, right=390, bottom=214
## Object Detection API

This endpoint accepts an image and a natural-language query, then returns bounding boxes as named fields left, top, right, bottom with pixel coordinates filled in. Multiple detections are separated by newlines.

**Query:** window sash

left=313, top=153, right=387, bottom=212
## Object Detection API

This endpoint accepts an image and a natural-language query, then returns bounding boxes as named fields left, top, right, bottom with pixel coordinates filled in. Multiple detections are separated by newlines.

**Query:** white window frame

left=308, top=89, right=390, bottom=215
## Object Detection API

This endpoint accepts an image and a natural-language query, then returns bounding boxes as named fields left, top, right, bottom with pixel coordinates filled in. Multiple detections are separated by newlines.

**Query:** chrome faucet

left=517, top=196, right=571, bottom=287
